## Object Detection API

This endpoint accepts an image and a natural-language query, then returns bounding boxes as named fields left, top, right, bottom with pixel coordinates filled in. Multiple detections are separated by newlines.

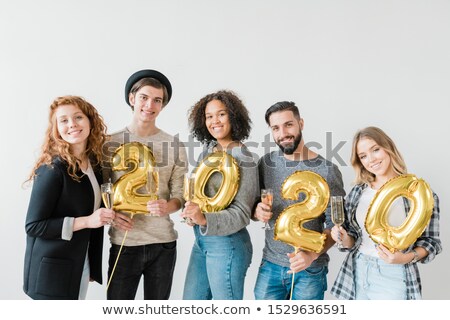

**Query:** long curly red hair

left=28, top=96, right=107, bottom=182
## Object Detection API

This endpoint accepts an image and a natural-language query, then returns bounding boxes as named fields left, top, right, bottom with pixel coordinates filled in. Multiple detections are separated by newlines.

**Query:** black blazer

left=23, top=158, right=104, bottom=300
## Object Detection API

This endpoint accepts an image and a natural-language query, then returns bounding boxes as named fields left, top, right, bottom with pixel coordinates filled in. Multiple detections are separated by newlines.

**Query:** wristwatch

left=410, top=249, right=420, bottom=263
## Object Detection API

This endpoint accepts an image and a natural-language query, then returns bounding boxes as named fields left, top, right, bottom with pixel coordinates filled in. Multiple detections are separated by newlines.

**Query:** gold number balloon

left=111, top=142, right=157, bottom=215
left=365, top=174, right=434, bottom=252
left=274, top=171, right=330, bottom=253
left=193, top=151, right=240, bottom=212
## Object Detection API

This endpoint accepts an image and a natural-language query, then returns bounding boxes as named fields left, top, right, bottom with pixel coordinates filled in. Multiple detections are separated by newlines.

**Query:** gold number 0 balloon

left=274, top=171, right=330, bottom=253
left=365, top=174, right=434, bottom=252
left=193, top=151, right=240, bottom=212
left=111, top=142, right=157, bottom=215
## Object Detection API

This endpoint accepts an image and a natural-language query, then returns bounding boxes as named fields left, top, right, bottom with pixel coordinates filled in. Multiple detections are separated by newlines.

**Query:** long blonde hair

left=351, top=126, right=407, bottom=185
left=28, top=96, right=107, bottom=182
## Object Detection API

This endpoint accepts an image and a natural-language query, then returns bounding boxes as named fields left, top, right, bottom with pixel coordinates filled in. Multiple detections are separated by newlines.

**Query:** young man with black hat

left=104, top=69, right=188, bottom=300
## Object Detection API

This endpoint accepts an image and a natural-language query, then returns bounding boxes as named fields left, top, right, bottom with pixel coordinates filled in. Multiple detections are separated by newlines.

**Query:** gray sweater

left=258, top=151, right=345, bottom=268
left=199, top=142, right=259, bottom=236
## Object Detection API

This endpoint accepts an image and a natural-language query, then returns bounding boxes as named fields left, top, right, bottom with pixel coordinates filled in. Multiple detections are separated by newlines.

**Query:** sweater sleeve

left=340, top=184, right=362, bottom=252
left=250, top=156, right=266, bottom=222
left=200, top=148, right=259, bottom=236
left=25, top=164, right=66, bottom=239
left=168, top=139, right=188, bottom=206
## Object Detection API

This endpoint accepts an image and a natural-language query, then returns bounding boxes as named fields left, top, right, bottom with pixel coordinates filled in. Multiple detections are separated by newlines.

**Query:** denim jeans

left=354, top=252, right=407, bottom=300
left=107, top=241, right=176, bottom=300
left=254, top=259, right=328, bottom=300
left=183, top=226, right=253, bottom=300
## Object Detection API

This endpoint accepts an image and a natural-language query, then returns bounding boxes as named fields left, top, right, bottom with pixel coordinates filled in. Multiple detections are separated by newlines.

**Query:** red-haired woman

left=23, top=96, right=116, bottom=299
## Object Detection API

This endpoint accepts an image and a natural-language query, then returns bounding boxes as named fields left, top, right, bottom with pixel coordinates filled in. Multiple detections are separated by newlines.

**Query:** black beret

left=124, top=69, right=172, bottom=106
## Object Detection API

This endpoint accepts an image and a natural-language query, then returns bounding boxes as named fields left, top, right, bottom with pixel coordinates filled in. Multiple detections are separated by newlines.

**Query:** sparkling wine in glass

left=331, top=196, right=345, bottom=248
left=101, top=182, right=114, bottom=225
left=261, top=188, right=273, bottom=230
left=145, top=167, right=159, bottom=216
left=146, top=167, right=159, bottom=198
left=181, top=172, right=196, bottom=224
left=183, top=173, right=195, bottom=202
left=101, top=182, right=114, bottom=209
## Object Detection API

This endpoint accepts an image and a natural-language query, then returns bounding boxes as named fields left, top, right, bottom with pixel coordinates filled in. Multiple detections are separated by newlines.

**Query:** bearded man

left=253, top=101, right=345, bottom=300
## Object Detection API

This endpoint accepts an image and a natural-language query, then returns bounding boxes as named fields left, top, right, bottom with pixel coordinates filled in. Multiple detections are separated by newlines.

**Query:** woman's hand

left=87, top=208, right=115, bottom=228
left=330, top=225, right=354, bottom=249
left=376, top=244, right=416, bottom=264
left=181, top=201, right=206, bottom=226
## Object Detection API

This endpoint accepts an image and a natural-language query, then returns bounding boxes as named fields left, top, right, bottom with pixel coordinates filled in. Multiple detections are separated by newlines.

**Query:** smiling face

left=129, top=85, right=164, bottom=124
left=268, top=110, right=304, bottom=155
left=356, top=137, right=395, bottom=182
left=204, top=99, right=233, bottom=147
left=55, top=104, right=91, bottom=152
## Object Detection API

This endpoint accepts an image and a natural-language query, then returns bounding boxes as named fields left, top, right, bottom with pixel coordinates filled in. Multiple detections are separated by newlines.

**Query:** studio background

left=1, top=0, right=448, bottom=300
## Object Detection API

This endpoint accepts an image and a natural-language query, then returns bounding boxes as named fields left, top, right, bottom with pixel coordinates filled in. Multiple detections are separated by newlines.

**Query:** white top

left=356, top=186, right=406, bottom=257
left=82, top=162, right=101, bottom=212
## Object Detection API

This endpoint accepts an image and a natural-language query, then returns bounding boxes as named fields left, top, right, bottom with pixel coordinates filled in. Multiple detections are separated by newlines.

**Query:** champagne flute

left=331, top=195, right=345, bottom=249
left=146, top=167, right=159, bottom=197
left=261, top=188, right=273, bottom=230
left=182, top=172, right=195, bottom=224
left=101, top=182, right=114, bottom=225
left=146, top=167, right=159, bottom=216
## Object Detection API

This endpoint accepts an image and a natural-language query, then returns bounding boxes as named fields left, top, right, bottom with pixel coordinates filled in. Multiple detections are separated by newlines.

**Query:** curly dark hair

left=188, top=90, right=252, bottom=144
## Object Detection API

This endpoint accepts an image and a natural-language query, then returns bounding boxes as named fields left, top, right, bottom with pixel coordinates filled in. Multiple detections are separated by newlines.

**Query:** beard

left=276, top=132, right=302, bottom=155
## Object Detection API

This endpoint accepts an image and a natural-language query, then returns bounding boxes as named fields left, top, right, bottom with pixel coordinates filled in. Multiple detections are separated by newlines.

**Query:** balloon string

left=290, top=272, right=295, bottom=300
left=106, top=214, right=133, bottom=292
left=289, top=247, right=299, bottom=300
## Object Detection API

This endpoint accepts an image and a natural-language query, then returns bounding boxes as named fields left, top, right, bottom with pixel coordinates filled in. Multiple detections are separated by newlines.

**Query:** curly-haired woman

left=181, top=90, right=258, bottom=300
left=23, top=96, right=117, bottom=299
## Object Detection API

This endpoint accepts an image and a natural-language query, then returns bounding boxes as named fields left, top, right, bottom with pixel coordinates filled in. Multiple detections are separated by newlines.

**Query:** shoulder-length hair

left=351, top=126, right=407, bottom=185
left=28, top=95, right=107, bottom=182
left=188, top=90, right=252, bottom=144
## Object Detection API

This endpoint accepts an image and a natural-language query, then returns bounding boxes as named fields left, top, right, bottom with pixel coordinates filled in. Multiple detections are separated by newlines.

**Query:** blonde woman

left=331, top=126, right=442, bottom=300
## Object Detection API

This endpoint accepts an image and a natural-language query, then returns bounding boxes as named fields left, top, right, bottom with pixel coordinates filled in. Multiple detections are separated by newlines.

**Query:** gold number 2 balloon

left=193, top=151, right=240, bottom=212
left=365, top=174, right=434, bottom=252
left=274, top=171, right=330, bottom=253
left=111, top=142, right=157, bottom=215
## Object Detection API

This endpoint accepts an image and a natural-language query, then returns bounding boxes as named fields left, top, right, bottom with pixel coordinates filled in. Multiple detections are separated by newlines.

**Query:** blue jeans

left=183, top=226, right=253, bottom=300
left=107, top=241, right=176, bottom=300
left=354, top=252, right=407, bottom=300
left=254, top=259, right=328, bottom=300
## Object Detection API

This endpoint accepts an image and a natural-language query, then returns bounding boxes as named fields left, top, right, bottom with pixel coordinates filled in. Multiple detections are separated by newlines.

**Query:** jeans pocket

left=162, top=241, right=177, bottom=250
left=259, top=259, right=268, bottom=268
left=245, top=239, right=253, bottom=256
left=303, top=265, right=326, bottom=276
left=110, top=244, right=127, bottom=255
left=379, top=264, right=406, bottom=283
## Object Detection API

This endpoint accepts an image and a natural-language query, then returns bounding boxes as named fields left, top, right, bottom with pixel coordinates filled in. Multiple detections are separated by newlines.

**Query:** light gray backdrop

left=1, top=0, right=448, bottom=300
